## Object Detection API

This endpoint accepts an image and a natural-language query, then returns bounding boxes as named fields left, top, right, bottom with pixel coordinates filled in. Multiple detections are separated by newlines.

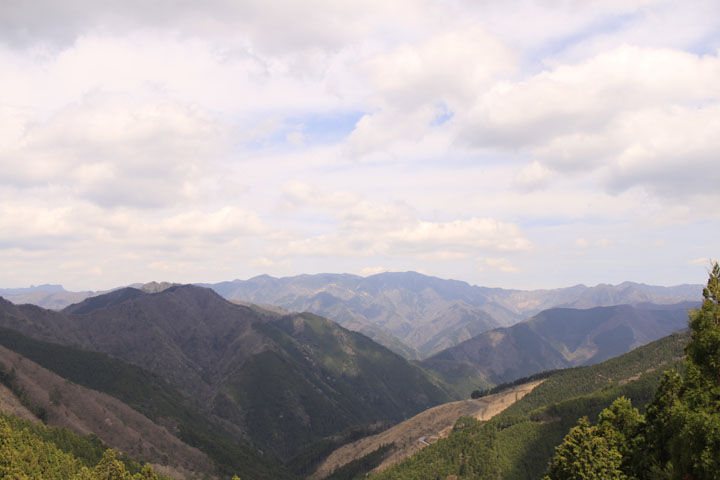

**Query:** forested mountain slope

left=367, top=330, right=689, bottom=480
left=0, top=324, right=289, bottom=479
left=0, top=412, right=169, bottom=479
left=0, top=343, right=212, bottom=478
left=0, top=285, right=449, bottom=463
left=423, top=301, right=695, bottom=394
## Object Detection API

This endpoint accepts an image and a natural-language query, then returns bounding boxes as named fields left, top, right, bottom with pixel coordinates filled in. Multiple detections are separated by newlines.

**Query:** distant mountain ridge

left=0, top=284, right=67, bottom=295
left=423, top=301, right=696, bottom=393
left=201, top=272, right=701, bottom=359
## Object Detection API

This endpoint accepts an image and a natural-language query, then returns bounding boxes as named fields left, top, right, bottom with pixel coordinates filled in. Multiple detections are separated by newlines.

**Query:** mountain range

left=2, top=272, right=700, bottom=362
left=0, top=285, right=449, bottom=466
left=201, top=272, right=700, bottom=359
left=423, top=301, right=696, bottom=394
left=0, top=273, right=702, bottom=479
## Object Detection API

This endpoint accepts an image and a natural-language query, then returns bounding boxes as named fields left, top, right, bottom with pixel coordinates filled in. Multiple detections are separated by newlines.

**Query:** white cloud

left=346, top=25, right=516, bottom=158
left=0, top=0, right=429, bottom=52
left=359, top=266, right=388, bottom=276
left=1, top=1, right=718, bottom=290
left=275, top=213, right=530, bottom=261
left=0, top=93, right=224, bottom=208
left=688, top=257, right=715, bottom=266
left=160, top=207, right=268, bottom=240
left=483, top=257, right=519, bottom=273
left=0, top=204, right=78, bottom=249
left=366, top=25, right=516, bottom=110
left=461, top=46, right=720, bottom=149
left=387, top=218, right=531, bottom=253
left=453, top=45, right=720, bottom=199
left=515, top=160, right=555, bottom=190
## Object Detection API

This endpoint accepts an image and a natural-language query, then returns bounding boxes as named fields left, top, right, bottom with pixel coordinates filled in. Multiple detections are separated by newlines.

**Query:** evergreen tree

left=665, top=263, right=720, bottom=480
left=543, top=416, right=625, bottom=480
left=641, top=370, right=683, bottom=478
left=90, top=450, right=132, bottom=480
left=596, top=397, right=644, bottom=479
left=134, top=464, right=160, bottom=480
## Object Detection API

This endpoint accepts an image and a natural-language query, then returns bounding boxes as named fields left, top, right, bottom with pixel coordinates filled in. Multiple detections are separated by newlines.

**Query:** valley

left=311, top=379, right=543, bottom=479
left=0, top=272, right=706, bottom=479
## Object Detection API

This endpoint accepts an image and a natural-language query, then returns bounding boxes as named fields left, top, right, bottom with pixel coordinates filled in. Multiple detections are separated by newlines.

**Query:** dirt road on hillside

left=311, top=380, right=543, bottom=479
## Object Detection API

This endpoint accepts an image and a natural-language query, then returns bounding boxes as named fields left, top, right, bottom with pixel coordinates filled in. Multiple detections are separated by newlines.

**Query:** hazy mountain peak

left=0, top=284, right=67, bottom=295
left=62, top=287, right=146, bottom=315
left=140, top=281, right=180, bottom=293
left=248, top=273, right=278, bottom=281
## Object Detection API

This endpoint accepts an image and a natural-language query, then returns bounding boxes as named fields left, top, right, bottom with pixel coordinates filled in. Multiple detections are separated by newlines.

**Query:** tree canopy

left=545, top=262, right=720, bottom=480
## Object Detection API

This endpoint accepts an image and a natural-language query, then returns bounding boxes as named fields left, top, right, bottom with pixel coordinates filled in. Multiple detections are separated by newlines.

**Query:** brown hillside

left=311, top=380, right=542, bottom=479
left=0, top=345, right=214, bottom=479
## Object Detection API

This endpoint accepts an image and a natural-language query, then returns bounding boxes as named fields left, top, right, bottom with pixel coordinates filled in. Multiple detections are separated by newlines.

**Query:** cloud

left=0, top=0, right=432, bottom=54
left=0, top=204, right=78, bottom=250
left=461, top=46, right=720, bottom=149
left=0, top=93, right=225, bottom=208
left=452, top=45, right=720, bottom=198
left=515, top=160, right=555, bottom=190
left=526, top=103, right=720, bottom=198
left=688, top=257, right=716, bottom=266
left=359, top=266, right=388, bottom=276
left=0, top=197, right=269, bottom=255
left=602, top=105, right=720, bottom=197
left=273, top=216, right=530, bottom=259
left=483, top=257, right=519, bottom=273
left=1, top=1, right=718, bottom=291
left=345, top=25, right=516, bottom=158
left=160, top=207, right=268, bottom=241
left=386, top=218, right=531, bottom=253
left=365, top=25, right=516, bottom=110
left=275, top=182, right=531, bottom=259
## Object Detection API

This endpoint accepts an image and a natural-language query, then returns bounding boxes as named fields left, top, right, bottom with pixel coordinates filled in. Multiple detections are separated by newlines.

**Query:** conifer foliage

left=545, top=262, right=720, bottom=480
left=0, top=415, right=165, bottom=480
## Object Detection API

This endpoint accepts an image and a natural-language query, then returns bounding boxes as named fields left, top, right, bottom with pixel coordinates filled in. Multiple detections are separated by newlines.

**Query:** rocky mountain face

left=202, top=272, right=701, bottom=359
left=0, top=285, right=449, bottom=462
left=423, top=301, right=696, bottom=392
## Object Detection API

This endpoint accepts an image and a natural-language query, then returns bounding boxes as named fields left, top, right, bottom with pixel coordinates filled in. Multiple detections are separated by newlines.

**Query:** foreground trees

left=0, top=416, right=162, bottom=480
left=545, top=263, right=720, bottom=480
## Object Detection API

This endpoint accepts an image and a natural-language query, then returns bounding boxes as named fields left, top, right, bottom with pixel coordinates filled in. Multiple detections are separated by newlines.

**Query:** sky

left=1, top=0, right=719, bottom=291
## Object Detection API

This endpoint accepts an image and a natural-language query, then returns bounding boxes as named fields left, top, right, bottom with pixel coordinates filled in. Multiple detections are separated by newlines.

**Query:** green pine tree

left=91, top=450, right=132, bottom=480
left=544, top=416, right=626, bottom=480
